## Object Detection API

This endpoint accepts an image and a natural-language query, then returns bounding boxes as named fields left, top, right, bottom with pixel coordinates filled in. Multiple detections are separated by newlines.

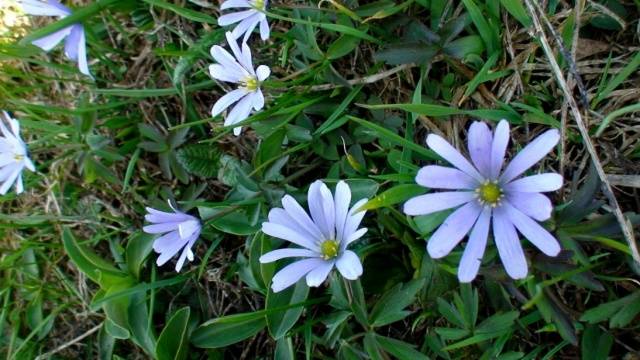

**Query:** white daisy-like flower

left=260, top=180, right=369, bottom=292
left=218, top=0, right=270, bottom=43
left=209, top=32, right=270, bottom=136
left=143, top=202, right=202, bottom=272
left=0, top=111, right=35, bottom=195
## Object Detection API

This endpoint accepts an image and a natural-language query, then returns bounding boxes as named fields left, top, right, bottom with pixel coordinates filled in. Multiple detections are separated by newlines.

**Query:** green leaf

left=142, top=0, right=217, bottom=23
left=461, top=0, right=500, bottom=54
left=266, top=281, right=310, bottom=339
left=326, top=34, right=361, bottom=60
left=581, top=325, right=613, bottom=360
left=191, top=312, right=267, bottom=348
left=374, top=43, right=437, bottom=65
left=275, top=337, right=296, bottom=360
left=475, top=311, right=519, bottom=335
left=125, top=232, right=155, bottom=279
left=375, top=335, right=429, bottom=359
left=360, top=184, right=425, bottom=211
left=156, top=307, right=191, bottom=360
left=499, top=0, right=531, bottom=26
left=176, top=144, right=220, bottom=178
left=363, top=333, right=384, bottom=360
left=369, top=278, right=425, bottom=327
left=105, top=318, right=130, bottom=340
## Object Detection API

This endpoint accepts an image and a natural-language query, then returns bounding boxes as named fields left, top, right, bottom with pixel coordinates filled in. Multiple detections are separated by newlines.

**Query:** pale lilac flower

left=0, top=111, right=35, bottom=195
left=209, top=32, right=270, bottom=136
left=260, top=180, right=368, bottom=292
left=18, top=0, right=91, bottom=77
left=218, top=0, right=270, bottom=43
left=143, top=202, right=202, bottom=272
left=404, top=120, right=562, bottom=282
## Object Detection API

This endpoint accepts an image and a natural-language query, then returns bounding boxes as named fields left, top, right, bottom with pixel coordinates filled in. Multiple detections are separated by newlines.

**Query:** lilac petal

left=507, top=192, right=552, bottom=221
left=268, top=208, right=321, bottom=248
left=239, top=41, right=255, bottom=75
left=178, top=219, right=200, bottom=239
left=0, top=163, right=20, bottom=182
left=403, top=191, right=475, bottom=216
left=211, top=89, right=247, bottom=117
left=209, top=64, right=244, bottom=83
left=305, top=260, right=334, bottom=287
left=15, top=174, right=24, bottom=194
left=225, top=32, right=253, bottom=73
left=256, top=65, right=270, bottom=81
left=308, top=180, right=335, bottom=240
left=210, top=45, right=248, bottom=79
left=344, top=228, right=367, bottom=248
left=335, top=250, right=363, bottom=280
left=343, top=198, right=367, bottom=240
left=0, top=154, right=14, bottom=168
left=505, top=173, right=563, bottom=193
left=236, top=15, right=261, bottom=43
left=281, top=195, right=325, bottom=241
left=224, top=93, right=254, bottom=129
left=415, top=165, right=478, bottom=190
left=493, top=208, right=527, bottom=279
left=262, top=222, right=319, bottom=251
left=145, top=207, right=191, bottom=223
left=259, top=18, right=270, bottom=40
left=19, top=0, right=70, bottom=16
left=174, top=234, right=198, bottom=272
left=143, top=222, right=180, bottom=234
left=64, top=24, right=82, bottom=60
left=271, top=258, right=324, bottom=292
left=218, top=9, right=255, bottom=26
left=503, top=202, right=561, bottom=256
left=500, top=129, right=560, bottom=183
left=31, top=26, right=72, bottom=51
left=259, top=248, right=318, bottom=263
left=426, top=134, right=483, bottom=181
left=489, top=120, right=510, bottom=179
left=221, top=0, right=252, bottom=9
left=252, top=89, right=264, bottom=111
left=467, top=121, right=493, bottom=177
left=155, top=232, right=187, bottom=266
left=334, top=181, right=351, bottom=245
left=75, top=27, right=91, bottom=77
left=0, top=166, right=21, bottom=195
left=427, top=201, right=482, bottom=258
left=458, top=207, right=491, bottom=282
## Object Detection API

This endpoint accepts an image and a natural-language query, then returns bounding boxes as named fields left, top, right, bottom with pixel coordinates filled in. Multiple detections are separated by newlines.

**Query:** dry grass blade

left=524, top=0, right=640, bottom=265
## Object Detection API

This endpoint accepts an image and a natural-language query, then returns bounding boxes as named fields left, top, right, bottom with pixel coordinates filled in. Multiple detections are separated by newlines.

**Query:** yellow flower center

left=477, top=181, right=503, bottom=207
left=242, top=76, right=259, bottom=92
left=14, top=154, right=23, bottom=161
left=253, top=0, right=265, bottom=10
left=320, top=240, right=339, bottom=260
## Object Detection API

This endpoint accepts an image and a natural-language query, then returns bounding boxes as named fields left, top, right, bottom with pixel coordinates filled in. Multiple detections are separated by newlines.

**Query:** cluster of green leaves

left=1, top=0, right=640, bottom=358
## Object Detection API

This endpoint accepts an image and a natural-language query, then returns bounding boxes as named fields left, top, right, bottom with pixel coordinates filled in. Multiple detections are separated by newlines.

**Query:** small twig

left=524, top=0, right=640, bottom=265
left=607, top=175, right=640, bottom=188
left=35, top=324, right=102, bottom=360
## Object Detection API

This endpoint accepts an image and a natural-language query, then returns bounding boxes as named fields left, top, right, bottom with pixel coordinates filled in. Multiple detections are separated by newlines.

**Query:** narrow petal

left=259, top=18, right=270, bottom=40
left=489, top=120, right=510, bottom=179
left=0, top=163, right=20, bottom=182
left=343, top=198, right=367, bottom=239
left=225, top=32, right=253, bottom=73
left=31, top=26, right=72, bottom=51
left=281, top=195, right=325, bottom=241
left=15, top=174, right=24, bottom=194
left=64, top=24, right=82, bottom=60
left=268, top=208, right=321, bottom=248
left=259, top=248, right=318, bottom=263
left=458, top=207, right=491, bottom=282
left=0, top=154, right=14, bottom=168
left=307, top=180, right=335, bottom=240
left=220, top=0, right=252, bottom=9
left=252, top=89, right=264, bottom=111
left=493, top=208, right=528, bottom=279
left=211, top=89, right=247, bottom=117
left=218, top=9, right=256, bottom=26
left=305, top=261, right=334, bottom=287
left=415, top=165, right=478, bottom=190
left=145, top=207, right=191, bottom=223
left=210, top=45, right=248, bottom=78
left=143, top=222, right=180, bottom=234
left=178, top=219, right=201, bottom=239
left=427, top=201, right=482, bottom=258
left=19, top=0, right=70, bottom=16
left=426, top=134, right=483, bottom=181
left=0, top=167, right=21, bottom=195
left=403, top=191, right=475, bottom=216
left=503, top=202, right=561, bottom=256
left=224, top=93, right=254, bottom=129
left=239, top=41, right=255, bottom=75
left=507, top=192, right=552, bottom=221
left=233, top=15, right=260, bottom=42
left=256, top=65, right=270, bottom=81
left=262, top=222, right=319, bottom=251
left=334, top=181, right=351, bottom=244
left=500, top=129, right=560, bottom=183
left=335, top=250, right=363, bottom=280
left=75, top=26, right=91, bottom=77
left=467, top=121, right=493, bottom=177
left=271, top=258, right=324, bottom=292
left=174, top=234, right=198, bottom=272
left=505, top=173, right=563, bottom=193
left=155, top=233, right=187, bottom=266
left=345, top=228, right=367, bottom=247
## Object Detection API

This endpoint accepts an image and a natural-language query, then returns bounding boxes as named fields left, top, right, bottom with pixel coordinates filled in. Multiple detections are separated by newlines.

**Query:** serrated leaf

left=176, top=144, right=220, bottom=177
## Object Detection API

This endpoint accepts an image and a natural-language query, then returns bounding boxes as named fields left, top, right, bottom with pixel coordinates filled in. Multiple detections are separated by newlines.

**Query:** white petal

left=271, top=258, right=324, bottom=292
left=225, top=32, right=253, bottom=73
left=503, top=202, right=561, bottom=257
left=334, top=180, right=351, bottom=244
left=259, top=248, right=318, bottom=263
left=31, top=26, right=72, bottom=51
left=305, top=260, right=334, bottom=287
left=489, top=120, right=510, bottom=179
left=500, top=129, right=560, bottom=183
left=259, top=18, right=270, bottom=40
left=232, top=15, right=260, bottom=42
left=209, top=63, right=244, bottom=83
left=224, top=93, right=254, bottom=130
left=252, top=89, right=264, bottom=111
left=221, top=0, right=252, bottom=9
left=0, top=166, right=21, bottom=195
left=15, top=174, right=24, bottom=194
left=262, top=222, right=320, bottom=251
left=143, top=222, right=180, bottom=234
left=458, top=207, right=491, bottom=282
left=281, top=195, right=325, bottom=241
left=218, top=9, right=256, bottom=26
left=493, top=208, right=528, bottom=279
left=211, top=88, right=247, bottom=117
left=256, top=65, right=270, bottom=81
left=308, top=180, right=335, bottom=240
left=335, top=250, right=363, bottom=280
left=267, top=207, right=321, bottom=248
left=210, top=45, right=248, bottom=78
left=345, top=228, right=367, bottom=246
left=178, top=219, right=201, bottom=239
left=343, top=198, right=368, bottom=243
left=75, top=27, right=92, bottom=77
left=403, top=191, right=475, bottom=216
left=426, top=134, right=483, bottom=181
left=507, top=192, right=552, bottom=221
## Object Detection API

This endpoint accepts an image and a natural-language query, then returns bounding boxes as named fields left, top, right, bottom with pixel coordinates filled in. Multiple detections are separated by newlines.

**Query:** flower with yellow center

left=0, top=111, right=35, bottom=195
left=476, top=181, right=503, bottom=207
left=219, top=0, right=270, bottom=42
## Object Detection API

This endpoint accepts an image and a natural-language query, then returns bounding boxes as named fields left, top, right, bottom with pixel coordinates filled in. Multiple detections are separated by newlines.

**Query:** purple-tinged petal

left=271, top=258, right=324, bottom=292
left=143, top=222, right=181, bottom=234
left=505, top=173, right=563, bottom=193
left=15, top=174, right=24, bottom=194
left=426, top=134, right=483, bottom=181
left=489, top=120, right=510, bottom=179
left=336, top=250, right=362, bottom=280
left=64, top=24, right=82, bottom=60
left=467, top=121, right=493, bottom=177
left=210, top=45, right=248, bottom=79
left=334, top=181, right=351, bottom=246
left=174, top=234, right=198, bottom=272
left=145, top=207, right=192, bottom=223
left=458, top=207, right=491, bottom=282
left=221, top=0, right=252, bottom=9
left=252, top=89, right=264, bottom=111
left=343, top=198, right=367, bottom=241
left=238, top=15, right=261, bottom=43
left=344, top=228, right=367, bottom=248
left=211, top=88, right=247, bottom=117
left=178, top=219, right=200, bottom=239
left=262, top=222, right=320, bottom=251
left=19, top=0, right=70, bottom=16
left=308, top=180, right=335, bottom=240
left=75, top=26, right=91, bottom=77
left=223, top=92, right=254, bottom=129
left=305, top=260, right=334, bottom=287
left=503, top=202, right=561, bottom=256
left=506, top=192, right=552, bottom=221
left=427, top=201, right=482, bottom=258
left=31, top=26, right=72, bottom=51
left=493, top=207, right=527, bottom=279
left=500, top=129, right=560, bottom=183
left=268, top=208, right=321, bottom=247
left=259, top=248, right=318, bottom=263
left=154, top=232, right=186, bottom=266
left=281, top=194, right=325, bottom=241
left=259, top=18, right=270, bottom=40
left=218, top=9, right=255, bottom=26
left=416, top=165, right=478, bottom=190
left=0, top=166, right=21, bottom=195
left=403, top=191, right=475, bottom=216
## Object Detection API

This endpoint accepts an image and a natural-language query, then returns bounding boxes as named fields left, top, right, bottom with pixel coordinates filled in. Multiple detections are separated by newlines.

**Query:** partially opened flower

left=404, top=120, right=562, bottom=282
left=209, top=32, right=270, bottom=136
left=18, top=0, right=91, bottom=77
left=260, top=180, right=368, bottom=292
left=143, top=202, right=202, bottom=272
left=0, top=111, right=35, bottom=195
left=218, top=0, right=269, bottom=42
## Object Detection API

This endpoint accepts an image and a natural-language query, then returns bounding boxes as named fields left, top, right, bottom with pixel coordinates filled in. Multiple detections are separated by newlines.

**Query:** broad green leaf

left=360, top=184, right=425, bottom=211
left=370, top=278, right=426, bottom=327
left=266, top=281, right=310, bottom=339
left=156, top=307, right=191, bottom=360
left=191, top=312, right=267, bottom=348
left=176, top=144, right=221, bottom=178
left=125, top=232, right=155, bottom=279
left=375, top=335, right=429, bottom=359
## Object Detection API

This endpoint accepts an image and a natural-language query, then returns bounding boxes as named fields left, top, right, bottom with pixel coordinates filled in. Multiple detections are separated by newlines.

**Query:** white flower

left=143, top=202, right=202, bottom=272
left=18, top=0, right=92, bottom=77
left=0, top=111, right=35, bottom=195
left=260, top=180, right=368, bottom=292
left=218, top=0, right=270, bottom=43
left=209, top=32, right=270, bottom=136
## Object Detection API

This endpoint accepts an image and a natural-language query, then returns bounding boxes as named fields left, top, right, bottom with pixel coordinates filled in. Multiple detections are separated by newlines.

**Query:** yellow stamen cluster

left=320, top=240, right=339, bottom=260
left=242, top=76, right=259, bottom=92
left=476, top=181, right=503, bottom=207
left=253, top=0, right=265, bottom=10
left=14, top=154, right=23, bottom=161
